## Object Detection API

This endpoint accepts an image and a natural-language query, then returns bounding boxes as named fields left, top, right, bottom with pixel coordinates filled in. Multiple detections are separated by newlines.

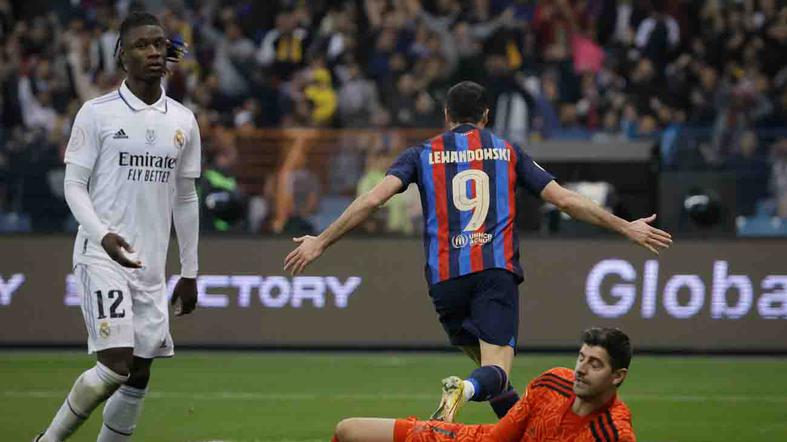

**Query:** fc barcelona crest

left=173, top=129, right=186, bottom=150
left=146, top=129, right=156, bottom=145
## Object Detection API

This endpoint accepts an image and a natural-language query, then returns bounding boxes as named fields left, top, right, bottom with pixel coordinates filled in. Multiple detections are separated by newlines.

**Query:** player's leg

left=427, top=275, right=475, bottom=421
left=97, top=357, right=153, bottom=441
left=38, top=264, right=133, bottom=441
left=97, top=283, right=172, bottom=441
left=463, top=270, right=520, bottom=418
left=464, top=269, right=519, bottom=417
left=457, top=340, right=517, bottom=417
left=334, top=418, right=464, bottom=442
left=334, top=418, right=396, bottom=442
left=433, top=270, right=520, bottom=421
left=474, top=340, right=518, bottom=418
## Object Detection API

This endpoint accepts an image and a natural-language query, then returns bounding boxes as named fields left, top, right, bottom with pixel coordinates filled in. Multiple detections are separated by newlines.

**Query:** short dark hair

left=114, top=11, right=163, bottom=71
left=582, top=327, right=632, bottom=371
left=445, top=81, right=488, bottom=123
left=117, top=11, right=162, bottom=49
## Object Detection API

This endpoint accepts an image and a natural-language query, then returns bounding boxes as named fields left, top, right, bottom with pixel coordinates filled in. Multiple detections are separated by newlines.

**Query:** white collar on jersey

left=118, top=81, right=168, bottom=113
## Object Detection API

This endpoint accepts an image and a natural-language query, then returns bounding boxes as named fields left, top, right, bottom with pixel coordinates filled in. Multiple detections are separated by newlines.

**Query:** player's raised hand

left=624, top=214, right=673, bottom=255
left=101, top=233, right=143, bottom=268
left=284, top=235, right=325, bottom=275
left=171, top=277, right=197, bottom=316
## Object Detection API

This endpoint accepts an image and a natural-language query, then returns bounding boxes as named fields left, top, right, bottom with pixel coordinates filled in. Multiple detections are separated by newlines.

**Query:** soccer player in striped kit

left=285, top=81, right=671, bottom=421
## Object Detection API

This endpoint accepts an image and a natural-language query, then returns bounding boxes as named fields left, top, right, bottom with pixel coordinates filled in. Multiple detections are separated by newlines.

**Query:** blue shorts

left=428, top=268, right=520, bottom=348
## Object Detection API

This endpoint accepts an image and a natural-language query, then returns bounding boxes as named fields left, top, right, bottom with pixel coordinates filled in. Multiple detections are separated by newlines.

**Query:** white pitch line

left=2, top=390, right=786, bottom=403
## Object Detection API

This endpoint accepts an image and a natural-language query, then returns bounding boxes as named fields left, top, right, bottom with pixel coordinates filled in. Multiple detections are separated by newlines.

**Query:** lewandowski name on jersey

left=428, top=147, right=511, bottom=165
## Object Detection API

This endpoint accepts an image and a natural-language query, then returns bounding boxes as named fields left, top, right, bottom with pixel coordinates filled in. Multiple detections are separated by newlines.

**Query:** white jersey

left=65, top=81, right=201, bottom=288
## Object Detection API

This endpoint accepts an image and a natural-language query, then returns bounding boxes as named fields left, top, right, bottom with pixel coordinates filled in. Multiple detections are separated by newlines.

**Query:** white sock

left=97, top=385, right=147, bottom=441
left=462, top=380, right=475, bottom=401
left=41, top=363, right=127, bottom=441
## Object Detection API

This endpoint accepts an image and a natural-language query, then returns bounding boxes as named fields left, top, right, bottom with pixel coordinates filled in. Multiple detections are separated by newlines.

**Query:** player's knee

left=335, top=418, right=361, bottom=442
left=83, top=376, right=119, bottom=402
left=77, top=368, right=120, bottom=402
left=126, top=364, right=151, bottom=389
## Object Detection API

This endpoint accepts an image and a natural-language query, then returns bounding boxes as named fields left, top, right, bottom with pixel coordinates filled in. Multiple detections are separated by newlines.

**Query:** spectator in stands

left=409, top=91, right=441, bottom=129
left=337, top=61, right=384, bottom=127
left=311, top=6, right=350, bottom=64
left=17, top=72, right=58, bottom=133
left=273, top=136, right=320, bottom=235
left=0, top=0, right=11, bottom=40
left=367, top=26, right=398, bottom=88
left=689, top=63, right=722, bottom=124
left=233, top=98, right=263, bottom=132
left=530, top=70, right=561, bottom=139
left=770, top=86, right=787, bottom=129
left=355, top=144, right=416, bottom=237
left=449, top=21, right=486, bottom=83
left=391, top=73, right=419, bottom=127
left=281, top=81, right=313, bottom=128
left=533, top=0, right=577, bottom=64
left=710, top=70, right=774, bottom=164
left=257, top=8, right=310, bottom=82
left=726, top=131, right=770, bottom=217
left=635, top=0, right=680, bottom=74
left=5, top=124, right=66, bottom=231
left=356, top=147, right=390, bottom=234
left=413, top=54, right=453, bottom=104
left=771, top=138, right=787, bottom=219
left=627, top=58, right=660, bottom=112
left=620, top=102, right=640, bottom=139
left=485, top=54, right=532, bottom=146
left=659, top=106, right=687, bottom=168
left=200, top=18, right=256, bottom=100
left=201, top=144, right=246, bottom=232
left=302, top=59, right=338, bottom=127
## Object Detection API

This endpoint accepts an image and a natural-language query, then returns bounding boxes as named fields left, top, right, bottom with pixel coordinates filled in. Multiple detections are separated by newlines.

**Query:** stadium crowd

left=0, top=0, right=785, bottom=234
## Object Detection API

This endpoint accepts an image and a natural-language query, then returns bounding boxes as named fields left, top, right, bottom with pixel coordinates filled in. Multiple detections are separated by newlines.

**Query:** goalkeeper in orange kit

left=332, top=327, right=636, bottom=442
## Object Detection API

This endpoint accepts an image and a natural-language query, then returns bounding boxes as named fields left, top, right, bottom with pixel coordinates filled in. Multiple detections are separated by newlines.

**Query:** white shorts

left=74, top=262, right=174, bottom=359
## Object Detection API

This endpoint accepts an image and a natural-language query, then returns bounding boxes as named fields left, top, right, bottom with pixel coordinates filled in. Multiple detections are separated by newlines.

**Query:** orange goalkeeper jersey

left=396, top=368, right=635, bottom=442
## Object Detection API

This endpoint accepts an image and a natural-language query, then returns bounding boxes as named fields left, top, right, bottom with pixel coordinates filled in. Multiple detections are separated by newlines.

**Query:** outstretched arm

left=284, top=175, right=404, bottom=275
left=540, top=181, right=672, bottom=254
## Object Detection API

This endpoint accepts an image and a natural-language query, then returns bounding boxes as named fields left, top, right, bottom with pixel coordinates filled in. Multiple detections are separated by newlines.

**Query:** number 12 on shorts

left=95, top=290, right=126, bottom=319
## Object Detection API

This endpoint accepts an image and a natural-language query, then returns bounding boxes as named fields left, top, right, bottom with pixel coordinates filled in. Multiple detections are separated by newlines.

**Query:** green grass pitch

left=1, top=351, right=785, bottom=441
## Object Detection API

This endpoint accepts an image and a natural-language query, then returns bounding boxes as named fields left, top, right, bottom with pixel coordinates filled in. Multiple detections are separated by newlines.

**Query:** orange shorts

left=394, top=418, right=484, bottom=442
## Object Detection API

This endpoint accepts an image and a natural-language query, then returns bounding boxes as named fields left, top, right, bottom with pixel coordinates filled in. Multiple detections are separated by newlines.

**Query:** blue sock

left=489, top=383, right=520, bottom=418
left=467, top=365, right=508, bottom=401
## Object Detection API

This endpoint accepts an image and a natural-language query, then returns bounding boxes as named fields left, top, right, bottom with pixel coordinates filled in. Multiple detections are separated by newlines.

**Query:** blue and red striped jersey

left=387, top=124, right=555, bottom=285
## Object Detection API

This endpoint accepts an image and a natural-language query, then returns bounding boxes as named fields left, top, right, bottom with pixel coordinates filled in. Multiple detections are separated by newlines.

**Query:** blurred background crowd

left=0, top=0, right=785, bottom=236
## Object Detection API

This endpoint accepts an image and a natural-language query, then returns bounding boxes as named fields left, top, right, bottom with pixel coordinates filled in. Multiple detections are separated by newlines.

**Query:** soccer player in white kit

left=35, top=12, right=200, bottom=442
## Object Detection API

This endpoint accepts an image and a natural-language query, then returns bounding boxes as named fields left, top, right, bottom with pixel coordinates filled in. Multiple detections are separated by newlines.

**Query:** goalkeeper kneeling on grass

left=332, top=327, right=636, bottom=442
